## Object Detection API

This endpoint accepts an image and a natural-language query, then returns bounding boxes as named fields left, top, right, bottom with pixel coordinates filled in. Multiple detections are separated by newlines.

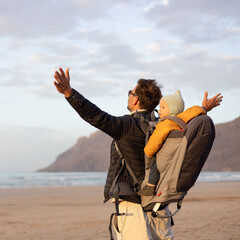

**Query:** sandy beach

left=0, top=182, right=239, bottom=240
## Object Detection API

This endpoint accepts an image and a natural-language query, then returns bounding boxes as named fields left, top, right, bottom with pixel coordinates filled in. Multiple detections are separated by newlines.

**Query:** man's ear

left=133, top=96, right=139, bottom=106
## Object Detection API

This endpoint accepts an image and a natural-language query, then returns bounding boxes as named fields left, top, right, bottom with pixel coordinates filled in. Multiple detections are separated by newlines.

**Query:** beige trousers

left=113, top=201, right=173, bottom=240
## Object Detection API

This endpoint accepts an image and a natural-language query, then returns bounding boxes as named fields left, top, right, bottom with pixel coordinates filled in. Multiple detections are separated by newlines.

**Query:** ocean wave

left=0, top=172, right=239, bottom=189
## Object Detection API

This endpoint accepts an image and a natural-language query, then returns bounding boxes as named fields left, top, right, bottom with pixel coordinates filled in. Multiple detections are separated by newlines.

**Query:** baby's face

left=158, top=99, right=169, bottom=119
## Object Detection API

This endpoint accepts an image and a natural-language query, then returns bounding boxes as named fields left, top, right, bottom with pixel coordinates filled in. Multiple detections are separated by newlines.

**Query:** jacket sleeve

left=177, top=105, right=206, bottom=122
left=144, top=119, right=180, bottom=158
left=65, top=88, right=127, bottom=140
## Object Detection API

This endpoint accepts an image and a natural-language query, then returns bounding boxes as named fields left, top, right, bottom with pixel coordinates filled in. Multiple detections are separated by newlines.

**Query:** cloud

left=69, top=29, right=144, bottom=71
left=164, top=53, right=240, bottom=91
left=1, top=0, right=239, bottom=98
left=29, top=53, right=47, bottom=64
left=0, top=0, right=153, bottom=40
left=0, top=0, right=114, bottom=38
left=131, top=27, right=151, bottom=33
left=143, top=0, right=240, bottom=42
left=26, top=70, right=121, bottom=99
left=102, top=44, right=140, bottom=66
left=70, top=28, right=122, bottom=46
left=26, top=85, right=59, bottom=99
left=0, top=64, right=32, bottom=87
left=27, top=42, right=85, bottom=64
left=146, top=42, right=164, bottom=53
left=82, top=42, right=144, bottom=77
left=220, top=55, right=240, bottom=61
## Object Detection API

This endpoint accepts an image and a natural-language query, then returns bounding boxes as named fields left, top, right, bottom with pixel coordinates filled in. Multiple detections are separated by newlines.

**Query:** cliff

left=202, top=116, right=240, bottom=171
left=38, top=117, right=240, bottom=172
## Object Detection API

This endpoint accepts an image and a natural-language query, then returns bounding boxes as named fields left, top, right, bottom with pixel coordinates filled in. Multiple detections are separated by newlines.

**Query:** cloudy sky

left=0, top=0, right=239, bottom=172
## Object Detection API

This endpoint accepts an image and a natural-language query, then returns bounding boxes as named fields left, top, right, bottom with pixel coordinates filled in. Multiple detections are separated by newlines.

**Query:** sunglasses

left=128, top=90, right=137, bottom=97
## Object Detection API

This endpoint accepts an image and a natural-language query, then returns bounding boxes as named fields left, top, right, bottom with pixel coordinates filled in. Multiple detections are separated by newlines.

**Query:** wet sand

left=0, top=182, right=239, bottom=240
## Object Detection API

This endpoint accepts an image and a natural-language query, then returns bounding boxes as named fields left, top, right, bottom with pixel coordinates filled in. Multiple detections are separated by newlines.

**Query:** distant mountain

left=38, top=131, right=112, bottom=172
left=202, top=116, right=240, bottom=171
left=38, top=117, right=240, bottom=172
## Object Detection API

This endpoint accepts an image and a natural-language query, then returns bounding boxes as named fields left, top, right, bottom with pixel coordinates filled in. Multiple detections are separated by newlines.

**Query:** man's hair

left=135, top=79, right=162, bottom=112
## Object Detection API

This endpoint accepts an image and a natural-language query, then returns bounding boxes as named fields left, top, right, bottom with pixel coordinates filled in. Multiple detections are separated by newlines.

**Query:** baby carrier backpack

left=139, top=114, right=215, bottom=217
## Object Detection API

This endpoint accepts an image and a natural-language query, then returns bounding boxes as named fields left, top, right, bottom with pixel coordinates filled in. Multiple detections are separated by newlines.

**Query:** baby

left=138, top=90, right=206, bottom=196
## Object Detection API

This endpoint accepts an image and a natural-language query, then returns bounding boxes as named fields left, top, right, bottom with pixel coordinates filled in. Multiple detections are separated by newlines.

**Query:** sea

left=0, top=172, right=240, bottom=189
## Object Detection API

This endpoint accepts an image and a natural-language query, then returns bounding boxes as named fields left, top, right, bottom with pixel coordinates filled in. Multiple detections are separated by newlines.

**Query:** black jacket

left=66, top=89, right=153, bottom=203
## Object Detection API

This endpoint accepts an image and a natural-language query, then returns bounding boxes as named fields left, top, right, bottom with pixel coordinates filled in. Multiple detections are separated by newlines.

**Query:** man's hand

left=54, top=68, right=72, bottom=98
left=202, top=91, right=223, bottom=112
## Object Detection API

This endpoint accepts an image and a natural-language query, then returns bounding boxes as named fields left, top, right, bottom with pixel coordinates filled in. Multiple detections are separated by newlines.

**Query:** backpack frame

left=139, top=114, right=215, bottom=217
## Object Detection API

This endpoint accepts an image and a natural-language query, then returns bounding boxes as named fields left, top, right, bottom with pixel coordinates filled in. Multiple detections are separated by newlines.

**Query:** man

left=53, top=68, right=222, bottom=240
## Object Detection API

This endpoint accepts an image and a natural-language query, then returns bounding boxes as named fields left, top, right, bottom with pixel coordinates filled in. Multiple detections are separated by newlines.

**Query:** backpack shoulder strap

left=108, top=141, right=141, bottom=239
left=114, top=142, right=140, bottom=189
left=137, top=111, right=159, bottom=137
left=164, top=116, right=187, bottom=129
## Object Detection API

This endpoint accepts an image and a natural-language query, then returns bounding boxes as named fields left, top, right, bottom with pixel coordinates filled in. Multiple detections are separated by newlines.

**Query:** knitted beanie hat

left=162, top=90, right=185, bottom=116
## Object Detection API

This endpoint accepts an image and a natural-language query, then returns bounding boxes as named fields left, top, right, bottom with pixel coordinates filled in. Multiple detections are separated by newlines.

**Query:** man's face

left=127, top=85, right=138, bottom=112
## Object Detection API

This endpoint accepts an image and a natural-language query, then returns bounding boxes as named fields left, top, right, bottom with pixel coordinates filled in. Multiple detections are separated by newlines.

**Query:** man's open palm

left=54, top=68, right=72, bottom=98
